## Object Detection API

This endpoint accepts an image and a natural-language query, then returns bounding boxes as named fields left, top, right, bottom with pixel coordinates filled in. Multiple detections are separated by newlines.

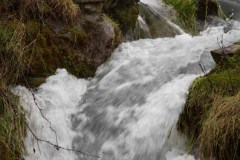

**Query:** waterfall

left=133, top=0, right=184, bottom=39
left=13, top=1, right=240, bottom=160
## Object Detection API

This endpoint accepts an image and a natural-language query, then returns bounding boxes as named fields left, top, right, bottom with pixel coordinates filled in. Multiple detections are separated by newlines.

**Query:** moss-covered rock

left=0, top=1, right=139, bottom=159
left=103, top=0, right=139, bottom=33
left=178, top=47, right=240, bottom=159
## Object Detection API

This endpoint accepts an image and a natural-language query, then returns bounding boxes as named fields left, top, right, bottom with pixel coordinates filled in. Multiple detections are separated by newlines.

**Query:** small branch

left=199, top=63, right=213, bottom=88
left=24, top=121, right=101, bottom=158
left=20, top=76, right=101, bottom=158
left=28, top=88, right=59, bottom=146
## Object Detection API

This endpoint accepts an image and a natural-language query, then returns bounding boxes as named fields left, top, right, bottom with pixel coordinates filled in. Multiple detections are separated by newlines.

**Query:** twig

left=28, top=88, right=59, bottom=147
left=24, top=121, right=101, bottom=158
left=20, top=75, right=101, bottom=158
left=199, top=63, right=213, bottom=88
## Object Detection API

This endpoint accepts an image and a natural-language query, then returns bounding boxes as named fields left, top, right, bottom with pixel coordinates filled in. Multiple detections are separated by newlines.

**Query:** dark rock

left=197, top=0, right=218, bottom=21
left=83, top=19, right=116, bottom=65
left=103, top=0, right=139, bottom=33
left=211, top=45, right=240, bottom=64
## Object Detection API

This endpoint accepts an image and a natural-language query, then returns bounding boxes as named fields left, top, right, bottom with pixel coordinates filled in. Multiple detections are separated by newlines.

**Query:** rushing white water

left=12, top=0, right=240, bottom=159
left=13, top=69, right=89, bottom=160
left=140, top=0, right=185, bottom=34
left=14, top=20, right=240, bottom=160
left=70, top=23, right=240, bottom=160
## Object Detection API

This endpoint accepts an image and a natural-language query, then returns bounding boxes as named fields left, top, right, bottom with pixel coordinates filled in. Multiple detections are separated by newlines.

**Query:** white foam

left=13, top=17, right=240, bottom=160
left=13, top=69, right=89, bottom=160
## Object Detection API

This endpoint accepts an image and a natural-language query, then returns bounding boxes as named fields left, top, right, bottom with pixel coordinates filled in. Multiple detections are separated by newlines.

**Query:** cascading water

left=133, top=0, right=184, bottom=39
left=13, top=1, right=240, bottom=160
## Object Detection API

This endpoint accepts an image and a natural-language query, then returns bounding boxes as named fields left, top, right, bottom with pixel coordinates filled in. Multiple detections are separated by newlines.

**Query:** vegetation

left=163, top=0, right=197, bottom=33
left=103, top=0, right=139, bottom=33
left=178, top=48, right=240, bottom=159
left=200, top=94, right=240, bottom=159
left=102, top=14, right=122, bottom=45
left=0, top=78, right=25, bottom=160
left=0, top=0, right=136, bottom=159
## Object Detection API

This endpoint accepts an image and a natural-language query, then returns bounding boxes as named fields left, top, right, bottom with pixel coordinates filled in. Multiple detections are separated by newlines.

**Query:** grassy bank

left=178, top=48, right=240, bottom=159
left=0, top=0, right=132, bottom=159
left=0, top=83, right=25, bottom=160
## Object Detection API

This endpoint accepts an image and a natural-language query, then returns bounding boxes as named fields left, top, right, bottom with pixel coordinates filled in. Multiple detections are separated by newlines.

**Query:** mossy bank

left=178, top=46, right=240, bottom=159
left=0, top=0, right=139, bottom=159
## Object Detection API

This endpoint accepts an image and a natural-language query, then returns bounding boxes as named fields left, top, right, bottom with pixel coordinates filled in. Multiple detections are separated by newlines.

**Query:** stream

left=13, top=0, right=240, bottom=160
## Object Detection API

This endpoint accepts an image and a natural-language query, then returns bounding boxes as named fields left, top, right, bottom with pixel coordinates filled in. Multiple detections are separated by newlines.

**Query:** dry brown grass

left=20, top=0, right=79, bottom=23
left=0, top=76, right=25, bottom=160
left=199, top=94, right=240, bottom=160
left=2, top=20, right=27, bottom=84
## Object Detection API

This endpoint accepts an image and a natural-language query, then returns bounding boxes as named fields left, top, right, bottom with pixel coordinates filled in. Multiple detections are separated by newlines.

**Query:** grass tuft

left=21, top=0, right=79, bottom=23
left=178, top=49, right=240, bottom=159
left=199, top=94, right=240, bottom=159
left=0, top=77, right=25, bottom=160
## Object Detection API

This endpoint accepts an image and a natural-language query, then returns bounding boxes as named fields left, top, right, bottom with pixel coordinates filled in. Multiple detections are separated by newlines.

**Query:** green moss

left=114, top=5, right=139, bottom=33
left=63, top=50, right=95, bottom=77
left=163, top=0, right=197, bottom=34
left=69, top=26, right=87, bottom=44
left=178, top=50, right=240, bottom=159
left=102, top=14, right=122, bottom=45
left=104, top=1, right=139, bottom=33
left=24, top=20, right=95, bottom=81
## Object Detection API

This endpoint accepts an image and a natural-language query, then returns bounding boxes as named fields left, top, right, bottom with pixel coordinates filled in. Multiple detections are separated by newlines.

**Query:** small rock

left=211, top=45, right=240, bottom=64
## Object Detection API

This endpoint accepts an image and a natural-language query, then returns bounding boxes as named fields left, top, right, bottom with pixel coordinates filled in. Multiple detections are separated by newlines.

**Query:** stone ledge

left=211, top=44, right=240, bottom=64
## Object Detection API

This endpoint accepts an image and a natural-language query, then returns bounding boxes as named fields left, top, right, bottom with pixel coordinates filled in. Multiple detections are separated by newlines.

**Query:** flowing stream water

left=13, top=0, right=240, bottom=160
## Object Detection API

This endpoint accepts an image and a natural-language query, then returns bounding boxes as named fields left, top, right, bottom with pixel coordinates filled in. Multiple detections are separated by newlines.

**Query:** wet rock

left=197, top=0, right=218, bottom=21
left=211, top=45, right=240, bottom=64
left=135, top=2, right=180, bottom=39
left=83, top=19, right=116, bottom=65
left=103, top=0, right=139, bottom=33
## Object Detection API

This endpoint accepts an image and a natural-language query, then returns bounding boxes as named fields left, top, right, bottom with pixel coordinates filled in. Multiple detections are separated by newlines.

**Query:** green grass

left=163, top=0, right=197, bottom=34
left=178, top=50, right=240, bottom=159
